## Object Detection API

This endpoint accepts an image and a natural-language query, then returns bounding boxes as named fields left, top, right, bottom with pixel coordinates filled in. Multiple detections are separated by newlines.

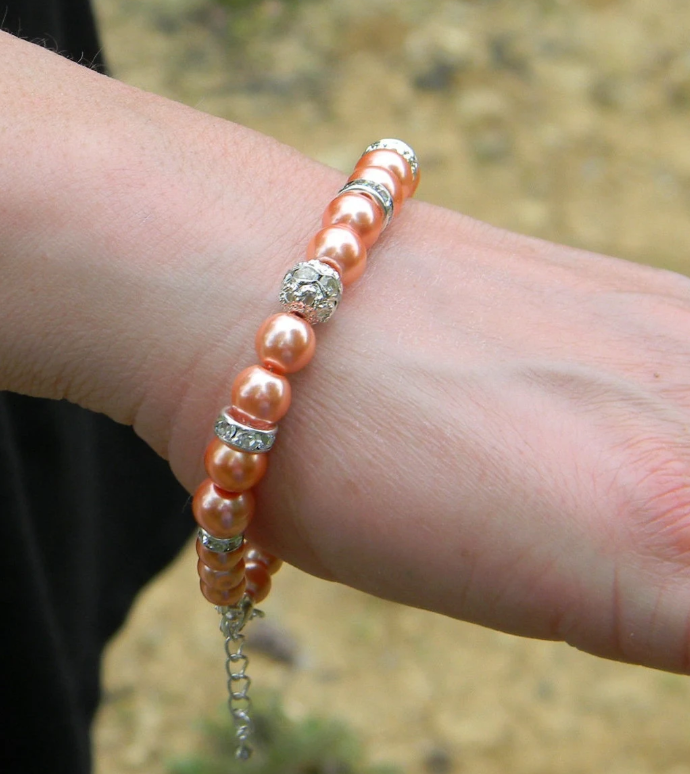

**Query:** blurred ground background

left=91, top=1, right=690, bottom=773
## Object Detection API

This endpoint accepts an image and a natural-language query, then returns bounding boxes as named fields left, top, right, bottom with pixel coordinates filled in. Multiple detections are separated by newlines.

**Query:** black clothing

left=2, top=0, right=105, bottom=71
left=1, top=396, right=194, bottom=774
left=1, top=5, right=195, bottom=773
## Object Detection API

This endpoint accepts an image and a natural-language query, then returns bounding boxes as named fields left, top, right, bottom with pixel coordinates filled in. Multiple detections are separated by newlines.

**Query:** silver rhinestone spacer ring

left=279, top=259, right=343, bottom=324
left=198, top=528, right=244, bottom=554
left=215, top=409, right=278, bottom=453
left=337, top=178, right=394, bottom=226
left=364, top=138, right=419, bottom=181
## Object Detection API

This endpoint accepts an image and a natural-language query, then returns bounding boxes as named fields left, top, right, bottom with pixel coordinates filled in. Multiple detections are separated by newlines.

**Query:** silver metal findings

left=364, top=138, right=419, bottom=181
left=218, top=598, right=265, bottom=760
left=215, top=409, right=278, bottom=453
left=198, top=528, right=244, bottom=554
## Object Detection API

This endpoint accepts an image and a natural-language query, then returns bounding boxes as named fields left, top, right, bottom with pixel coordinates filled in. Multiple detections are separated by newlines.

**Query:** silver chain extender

left=218, top=597, right=265, bottom=760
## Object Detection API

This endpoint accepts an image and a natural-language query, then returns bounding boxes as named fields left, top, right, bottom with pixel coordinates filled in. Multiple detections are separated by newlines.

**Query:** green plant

left=168, top=690, right=401, bottom=774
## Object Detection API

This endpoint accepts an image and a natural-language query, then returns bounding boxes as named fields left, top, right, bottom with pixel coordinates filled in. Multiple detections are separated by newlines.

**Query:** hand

left=240, top=203, right=690, bottom=674
left=3, top=31, right=690, bottom=674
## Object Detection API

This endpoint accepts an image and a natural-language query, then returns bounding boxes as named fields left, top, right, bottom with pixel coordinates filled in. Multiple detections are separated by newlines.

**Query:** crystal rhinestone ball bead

left=279, top=259, right=343, bottom=324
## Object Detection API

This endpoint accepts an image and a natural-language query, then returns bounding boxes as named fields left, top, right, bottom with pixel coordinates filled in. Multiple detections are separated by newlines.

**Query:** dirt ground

left=91, top=1, right=690, bottom=773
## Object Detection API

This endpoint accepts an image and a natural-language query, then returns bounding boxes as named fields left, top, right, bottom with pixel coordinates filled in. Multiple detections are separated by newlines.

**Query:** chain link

left=217, top=597, right=264, bottom=760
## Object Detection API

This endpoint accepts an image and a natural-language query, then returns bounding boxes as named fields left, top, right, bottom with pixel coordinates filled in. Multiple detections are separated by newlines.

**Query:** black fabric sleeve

left=2, top=0, right=106, bottom=70
left=0, top=4, right=196, bottom=773
left=0, top=395, right=195, bottom=774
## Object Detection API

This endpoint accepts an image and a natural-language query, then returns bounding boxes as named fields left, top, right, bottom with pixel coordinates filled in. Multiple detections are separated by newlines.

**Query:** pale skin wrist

left=0, top=29, right=340, bottom=441
left=4, top=32, right=690, bottom=674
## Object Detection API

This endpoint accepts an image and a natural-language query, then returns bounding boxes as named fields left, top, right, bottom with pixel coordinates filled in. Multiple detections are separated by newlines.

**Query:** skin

left=3, top=31, right=690, bottom=673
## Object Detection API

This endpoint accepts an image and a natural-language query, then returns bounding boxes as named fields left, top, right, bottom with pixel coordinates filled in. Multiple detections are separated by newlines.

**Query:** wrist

left=0, top=32, right=346, bottom=454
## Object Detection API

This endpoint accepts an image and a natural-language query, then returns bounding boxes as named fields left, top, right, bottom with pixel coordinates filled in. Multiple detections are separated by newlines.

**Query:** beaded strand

left=190, top=139, right=420, bottom=758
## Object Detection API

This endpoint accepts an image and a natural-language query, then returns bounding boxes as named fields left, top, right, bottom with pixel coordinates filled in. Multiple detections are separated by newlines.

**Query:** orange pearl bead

left=245, top=545, right=283, bottom=575
left=322, top=192, right=385, bottom=249
left=245, top=561, right=272, bottom=603
left=200, top=578, right=246, bottom=606
left=196, top=538, right=245, bottom=572
left=197, top=558, right=246, bottom=590
left=355, top=149, right=416, bottom=200
left=348, top=165, right=403, bottom=214
left=307, top=225, right=367, bottom=286
left=192, top=479, right=254, bottom=539
left=204, top=436, right=268, bottom=492
left=255, top=313, right=316, bottom=375
left=231, top=365, right=291, bottom=426
left=230, top=408, right=276, bottom=432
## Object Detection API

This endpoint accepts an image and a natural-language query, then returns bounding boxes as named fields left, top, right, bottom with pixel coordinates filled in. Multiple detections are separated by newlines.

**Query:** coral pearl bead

left=196, top=538, right=245, bottom=572
left=256, top=313, right=316, bottom=375
left=355, top=149, right=417, bottom=200
left=231, top=365, right=291, bottom=426
left=307, top=225, right=367, bottom=286
left=204, top=437, right=268, bottom=492
left=348, top=165, right=403, bottom=214
left=200, top=578, right=247, bottom=606
left=322, top=192, right=385, bottom=249
left=245, top=545, right=283, bottom=575
left=245, top=561, right=272, bottom=603
left=197, top=558, right=246, bottom=590
left=192, top=479, right=254, bottom=539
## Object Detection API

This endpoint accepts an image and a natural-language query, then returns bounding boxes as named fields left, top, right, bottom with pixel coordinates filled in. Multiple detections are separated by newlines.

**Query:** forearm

left=4, top=32, right=690, bottom=674
left=0, top=30, right=341, bottom=441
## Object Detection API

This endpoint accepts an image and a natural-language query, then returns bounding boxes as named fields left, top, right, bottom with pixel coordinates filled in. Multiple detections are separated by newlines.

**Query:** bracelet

left=190, top=138, right=420, bottom=759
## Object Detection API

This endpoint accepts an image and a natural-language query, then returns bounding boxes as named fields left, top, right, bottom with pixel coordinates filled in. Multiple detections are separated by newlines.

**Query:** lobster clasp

left=217, top=595, right=263, bottom=637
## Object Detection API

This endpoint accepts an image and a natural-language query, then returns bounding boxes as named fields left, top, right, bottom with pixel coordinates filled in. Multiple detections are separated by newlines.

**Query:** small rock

left=456, top=90, right=513, bottom=163
left=424, top=746, right=454, bottom=774
left=407, top=22, right=483, bottom=91
left=414, top=61, right=459, bottom=92
left=406, top=24, right=480, bottom=71
left=246, top=619, right=300, bottom=665
left=470, top=129, right=512, bottom=162
left=668, top=55, right=690, bottom=109
left=455, top=88, right=511, bottom=125
left=490, top=33, right=529, bottom=75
